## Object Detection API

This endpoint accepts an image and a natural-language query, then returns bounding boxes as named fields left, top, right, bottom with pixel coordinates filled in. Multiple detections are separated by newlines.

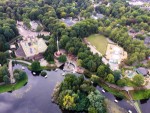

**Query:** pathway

left=8, top=60, right=15, bottom=83
left=9, top=59, right=31, bottom=65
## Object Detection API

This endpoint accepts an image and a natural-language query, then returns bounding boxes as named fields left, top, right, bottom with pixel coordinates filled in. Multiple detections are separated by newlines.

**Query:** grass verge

left=130, top=89, right=150, bottom=100
left=0, top=75, right=28, bottom=93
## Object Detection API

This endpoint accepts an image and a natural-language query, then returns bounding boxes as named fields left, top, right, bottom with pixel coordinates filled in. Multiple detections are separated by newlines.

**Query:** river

left=0, top=64, right=149, bottom=113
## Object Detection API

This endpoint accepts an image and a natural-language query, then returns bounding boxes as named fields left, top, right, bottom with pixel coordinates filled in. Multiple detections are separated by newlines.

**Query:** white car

left=45, top=75, right=48, bottom=78
left=114, top=99, right=118, bottom=103
left=102, top=89, right=105, bottom=93
left=128, top=110, right=132, bottom=113
left=33, top=72, right=36, bottom=75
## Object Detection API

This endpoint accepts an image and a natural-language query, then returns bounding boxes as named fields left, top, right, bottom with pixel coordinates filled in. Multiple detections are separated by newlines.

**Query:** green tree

left=87, top=60, right=97, bottom=72
left=91, top=75, right=100, bottom=84
left=88, top=90, right=105, bottom=113
left=133, top=74, right=144, bottom=86
left=97, top=65, right=106, bottom=77
left=14, top=73, right=20, bottom=81
left=41, top=71, right=47, bottom=76
left=88, top=106, right=98, bottom=113
left=117, top=79, right=126, bottom=87
left=31, top=61, right=42, bottom=72
left=113, top=70, right=121, bottom=82
left=3, top=75, right=10, bottom=84
left=63, top=94, right=76, bottom=109
left=58, top=55, right=67, bottom=63
left=105, top=74, right=114, bottom=83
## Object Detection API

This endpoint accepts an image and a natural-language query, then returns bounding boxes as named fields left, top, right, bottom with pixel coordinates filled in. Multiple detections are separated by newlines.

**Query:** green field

left=0, top=75, right=28, bottom=93
left=87, top=34, right=108, bottom=55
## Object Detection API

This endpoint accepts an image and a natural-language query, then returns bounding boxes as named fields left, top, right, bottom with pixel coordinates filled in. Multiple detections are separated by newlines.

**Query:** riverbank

left=0, top=75, right=28, bottom=93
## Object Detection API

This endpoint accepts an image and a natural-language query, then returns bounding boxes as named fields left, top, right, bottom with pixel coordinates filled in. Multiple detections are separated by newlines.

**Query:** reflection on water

left=0, top=64, right=64, bottom=113
left=0, top=64, right=150, bottom=113
left=115, top=96, right=123, bottom=101
left=140, top=99, right=149, bottom=104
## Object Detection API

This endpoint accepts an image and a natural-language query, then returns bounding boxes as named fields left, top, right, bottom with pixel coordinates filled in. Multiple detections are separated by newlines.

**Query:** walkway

left=8, top=60, right=15, bottom=83
left=10, top=59, right=31, bottom=65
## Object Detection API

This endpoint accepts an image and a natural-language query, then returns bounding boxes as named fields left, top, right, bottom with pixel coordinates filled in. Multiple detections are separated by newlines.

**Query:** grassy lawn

left=0, top=75, right=28, bottom=93
left=87, top=34, right=108, bottom=55
left=130, top=89, right=150, bottom=100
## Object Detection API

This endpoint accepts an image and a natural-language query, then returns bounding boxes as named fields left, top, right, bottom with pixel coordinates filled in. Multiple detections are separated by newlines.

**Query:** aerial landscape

left=0, top=0, right=150, bottom=113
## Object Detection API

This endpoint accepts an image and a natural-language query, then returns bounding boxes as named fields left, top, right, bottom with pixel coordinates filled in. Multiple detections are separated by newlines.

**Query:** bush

left=58, top=55, right=67, bottom=63
left=41, top=71, right=47, bottom=76
left=84, top=70, right=92, bottom=78
left=31, top=61, right=42, bottom=72
left=14, top=69, right=27, bottom=81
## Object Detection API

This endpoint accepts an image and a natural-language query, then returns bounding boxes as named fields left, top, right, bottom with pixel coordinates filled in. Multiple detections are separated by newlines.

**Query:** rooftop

left=136, top=67, right=149, bottom=76
left=20, top=37, right=47, bottom=57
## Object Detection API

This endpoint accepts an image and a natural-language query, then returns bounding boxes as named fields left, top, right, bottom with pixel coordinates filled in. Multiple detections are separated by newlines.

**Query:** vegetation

left=0, top=73, right=28, bottom=93
left=41, top=71, right=47, bottom=76
left=0, top=65, right=9, bottom=83
left=31, top=61, right=42, bottom=72
left=130, top=89, right=150, bottom=100
left=97, top=1, right=150, bottom=66
left=133, top=74, right=144, bottom=86
left=58, top=55, right=67, bottom=63
left=55, top=74, right=106, bottom=112
left=0, top=0, right=150, bottom=104
left=87, top=34, right=108, bottom=55
left=13, top=69, right=27, bottom=81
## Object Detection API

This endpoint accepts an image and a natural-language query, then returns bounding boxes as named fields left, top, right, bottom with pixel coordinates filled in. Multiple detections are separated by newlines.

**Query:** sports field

left=87, top=34, right=108, bottom=55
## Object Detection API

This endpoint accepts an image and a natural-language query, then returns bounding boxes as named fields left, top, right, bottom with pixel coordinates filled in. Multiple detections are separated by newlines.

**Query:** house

left=136, top=67, right=149, bottom=76
left=15, top=36, right=47, bottom=59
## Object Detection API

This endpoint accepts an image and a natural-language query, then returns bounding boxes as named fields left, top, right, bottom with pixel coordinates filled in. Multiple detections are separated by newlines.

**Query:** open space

left=87, top=34, right=108, bottom=55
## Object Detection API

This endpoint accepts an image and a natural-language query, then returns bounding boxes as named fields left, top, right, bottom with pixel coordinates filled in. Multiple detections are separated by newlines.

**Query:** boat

left=102, top=89, right=105, bottom=93
left=62, top=73, right=65, bottom=76
left=128, top=110, right=132, bottom=113
left=114, top=99, right=118, bottom=103
left=22, top=67, right=25, bottom=70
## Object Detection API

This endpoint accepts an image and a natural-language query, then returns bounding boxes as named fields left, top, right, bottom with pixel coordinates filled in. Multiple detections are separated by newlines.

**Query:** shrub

left=41, top=71, right=47, bottom=76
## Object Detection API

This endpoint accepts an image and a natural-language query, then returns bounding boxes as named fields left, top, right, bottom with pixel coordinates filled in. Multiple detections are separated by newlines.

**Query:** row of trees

left=44, top=0, right=93, bottom=18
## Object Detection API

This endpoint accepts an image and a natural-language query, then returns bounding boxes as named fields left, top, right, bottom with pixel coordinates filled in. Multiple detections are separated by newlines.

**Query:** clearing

left=87, top=34, right=108, bottom=55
